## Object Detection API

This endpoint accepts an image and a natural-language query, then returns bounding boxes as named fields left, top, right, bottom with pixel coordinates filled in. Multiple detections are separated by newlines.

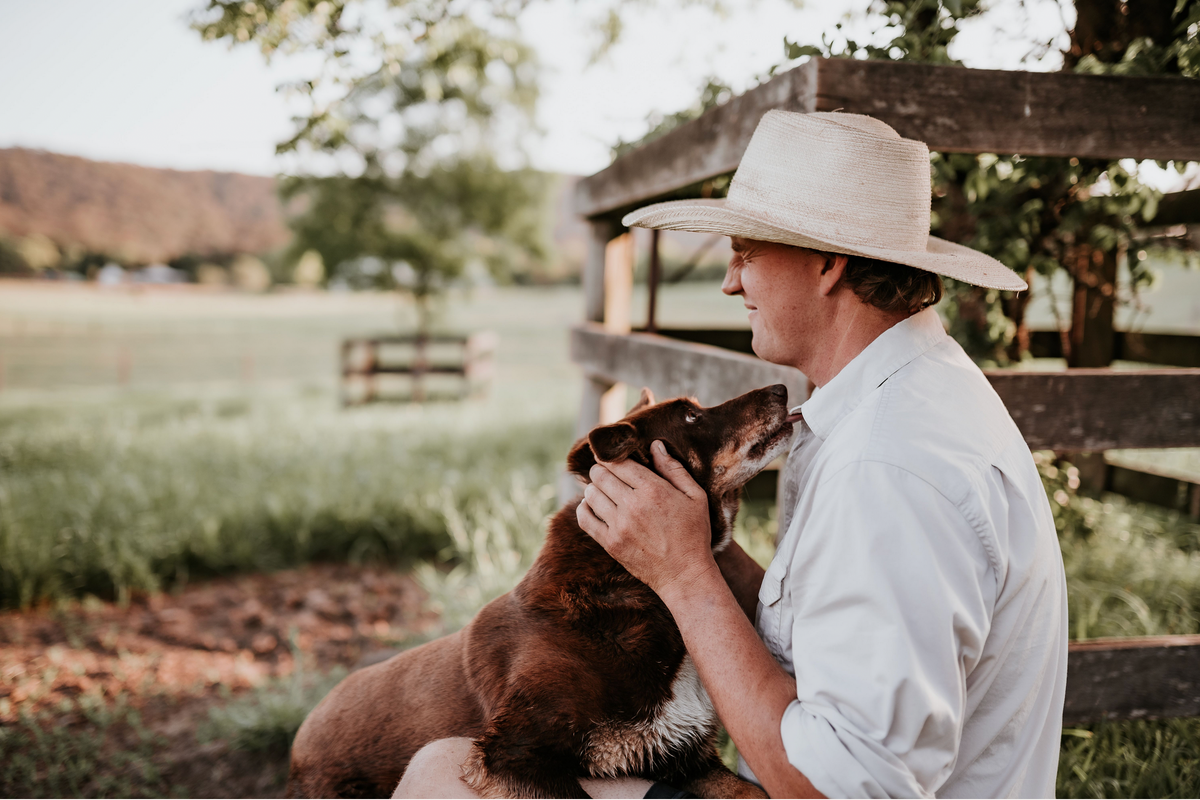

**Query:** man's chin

left=749, top=330, right=776, bottom=362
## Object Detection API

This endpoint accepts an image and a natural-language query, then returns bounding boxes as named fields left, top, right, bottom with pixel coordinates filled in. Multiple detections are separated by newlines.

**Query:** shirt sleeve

left=777, top=461, right=996, bottom=798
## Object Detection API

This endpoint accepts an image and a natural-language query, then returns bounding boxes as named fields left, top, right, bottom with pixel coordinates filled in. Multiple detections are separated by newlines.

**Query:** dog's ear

left=566, top=421, right=639, bottom=479
left=628, top=387, right=655, bottom=414
left=588, top=421, right=639, bottom=463
left=566, top=436, right=596, bottom=480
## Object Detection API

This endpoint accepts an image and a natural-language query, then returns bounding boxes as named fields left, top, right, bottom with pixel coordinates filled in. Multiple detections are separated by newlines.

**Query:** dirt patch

left=0, top=563, right=441, bottom=798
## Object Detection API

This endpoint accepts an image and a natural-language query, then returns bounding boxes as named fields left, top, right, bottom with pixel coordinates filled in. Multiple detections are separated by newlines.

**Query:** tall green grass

left=0, top=385, right=576, bottom=608
left=1058, top=718, right=1200, bottom=798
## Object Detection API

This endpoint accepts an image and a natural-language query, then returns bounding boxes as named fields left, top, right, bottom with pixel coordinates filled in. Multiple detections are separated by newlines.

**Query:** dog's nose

left=767, top=384, right=787, bottom=399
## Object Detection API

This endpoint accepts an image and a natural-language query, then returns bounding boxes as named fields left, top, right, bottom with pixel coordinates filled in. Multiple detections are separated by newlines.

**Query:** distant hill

left=0, top=148, right=290, bottom=264
left=0, top=148, right=730, bottom=280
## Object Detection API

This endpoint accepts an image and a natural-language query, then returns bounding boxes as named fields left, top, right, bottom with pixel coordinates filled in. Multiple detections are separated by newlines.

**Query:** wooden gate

left=569, top=58, right=1200, bottom=725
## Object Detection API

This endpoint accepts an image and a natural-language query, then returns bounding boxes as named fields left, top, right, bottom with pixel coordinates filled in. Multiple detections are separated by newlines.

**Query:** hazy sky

left=0, top=0, right=1076, bottom=177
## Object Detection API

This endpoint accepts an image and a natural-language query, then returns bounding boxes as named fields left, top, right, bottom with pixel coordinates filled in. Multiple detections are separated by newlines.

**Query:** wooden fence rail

left=573, top=326, right=1200, bottom=452
left=576, top=59, right=1200, bottom=219
left=1064, top=635, right=1200, bottom=725
left=1028, top=329, right=1200, bottom=368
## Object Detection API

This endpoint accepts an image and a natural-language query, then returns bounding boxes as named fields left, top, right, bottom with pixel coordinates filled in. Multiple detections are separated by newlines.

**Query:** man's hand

left=576, top=440, right=715, bottom=598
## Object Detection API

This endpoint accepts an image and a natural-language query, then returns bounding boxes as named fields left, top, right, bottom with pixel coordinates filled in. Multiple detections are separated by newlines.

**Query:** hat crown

left=726, top=110, right=932, bottom=253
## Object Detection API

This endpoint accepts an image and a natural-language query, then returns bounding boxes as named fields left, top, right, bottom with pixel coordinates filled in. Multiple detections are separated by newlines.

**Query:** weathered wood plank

left=1152, top=188, right=1200, bottom=227
left=1107, top=463, right=1200, bottom=518
left=1029, top=329, right=1200, bottom=368
left=815, top=59, right=1200, bottom=163
left=661, top=327, right=1200, bottom=369
left=574, top=64, right=817, bottom=219
left=575, top=59, right=1200, bottom=218
left=571, top=325, right=810, bottom=409
left=650, top=327, right=756, bottom=354
left=574, top=329, right=1200, bottom=450
left=984, top=368, right=1200, bottom=450
left=584, top=220, right=619, bottom=325
left=1065, top=635, right=1200, bottom=725
left=600, top=233, right=635, bottom=424
left=575, top=220, right=623, bottom=458
left=356, top=334, right=472, bottom=345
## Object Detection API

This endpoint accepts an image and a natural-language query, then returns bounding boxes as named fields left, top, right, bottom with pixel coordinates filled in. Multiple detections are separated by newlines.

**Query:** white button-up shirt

left=738, top=308, right=1068, bottom=798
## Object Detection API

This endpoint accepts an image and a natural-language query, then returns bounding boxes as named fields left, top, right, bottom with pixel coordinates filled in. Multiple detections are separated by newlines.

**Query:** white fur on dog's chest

left=584, top=654, right=718, bottom=777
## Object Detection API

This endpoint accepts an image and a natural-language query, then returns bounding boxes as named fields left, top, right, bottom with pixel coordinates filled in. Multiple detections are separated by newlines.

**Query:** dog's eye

left=685, top=410, right=699, bottom=423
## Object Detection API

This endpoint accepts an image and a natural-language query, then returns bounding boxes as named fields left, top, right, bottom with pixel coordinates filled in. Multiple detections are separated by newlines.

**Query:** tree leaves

left=193, top=0, right=550, bottom=325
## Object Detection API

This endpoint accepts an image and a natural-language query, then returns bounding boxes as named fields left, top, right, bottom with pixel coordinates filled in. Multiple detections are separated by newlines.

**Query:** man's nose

left=721, top=262, right=741, bottom=295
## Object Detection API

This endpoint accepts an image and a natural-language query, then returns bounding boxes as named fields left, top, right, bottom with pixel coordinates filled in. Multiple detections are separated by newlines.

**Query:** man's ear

left=628, top=387, right=655, bottom=414
left=818, top=252, right=848, bottom=297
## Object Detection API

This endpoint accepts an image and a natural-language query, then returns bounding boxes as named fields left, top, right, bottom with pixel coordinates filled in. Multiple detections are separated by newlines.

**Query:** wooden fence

left=341, top=332, right=496, bottom=405
left=570, top=57, right=1200, bottom=724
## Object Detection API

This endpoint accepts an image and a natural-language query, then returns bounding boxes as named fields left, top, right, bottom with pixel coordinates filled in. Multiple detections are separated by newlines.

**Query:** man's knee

left=392, top=737, right=476, bottom=799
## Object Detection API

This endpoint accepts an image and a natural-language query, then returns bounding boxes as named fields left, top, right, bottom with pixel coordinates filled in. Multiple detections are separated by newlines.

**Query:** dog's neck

left=542, top=502, right=640, bottom=579
left=710, top=490, right=740, bottom=554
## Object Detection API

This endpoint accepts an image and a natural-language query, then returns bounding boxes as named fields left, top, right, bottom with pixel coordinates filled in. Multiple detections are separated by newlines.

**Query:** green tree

left=193, top=1, right=550, bottom=336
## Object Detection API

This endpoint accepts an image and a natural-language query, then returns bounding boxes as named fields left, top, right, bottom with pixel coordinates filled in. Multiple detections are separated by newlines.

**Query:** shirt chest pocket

left=756, top=564, right=788, bottom=662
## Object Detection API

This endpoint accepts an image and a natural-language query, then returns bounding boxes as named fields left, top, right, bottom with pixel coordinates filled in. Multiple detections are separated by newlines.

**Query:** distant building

left=96, top=263, right=126, bottom=285
left=134, top=264, right=187, bottom=284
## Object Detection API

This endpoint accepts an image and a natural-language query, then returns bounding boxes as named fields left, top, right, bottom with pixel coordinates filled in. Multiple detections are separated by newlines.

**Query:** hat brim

left=623, top=198, right=1028, bottom=292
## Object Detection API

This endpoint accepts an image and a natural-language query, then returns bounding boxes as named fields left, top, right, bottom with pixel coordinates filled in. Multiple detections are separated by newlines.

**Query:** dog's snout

left=767, top=384, right=787, bottom=399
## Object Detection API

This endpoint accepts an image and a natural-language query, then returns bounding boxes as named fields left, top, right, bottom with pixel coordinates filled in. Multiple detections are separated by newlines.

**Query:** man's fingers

left=598, top=455, right=671, bottom=492
left=576, top=498, right=608, bottom=539
left=651, top=441, right=705, bottom=499
left=589, top=463, right=636, bottom=500
left=582, top=483, right=617, bottom=524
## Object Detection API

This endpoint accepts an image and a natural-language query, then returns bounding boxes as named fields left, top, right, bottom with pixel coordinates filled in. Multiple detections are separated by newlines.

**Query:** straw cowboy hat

left=622, top=110, right=1028, bottom=291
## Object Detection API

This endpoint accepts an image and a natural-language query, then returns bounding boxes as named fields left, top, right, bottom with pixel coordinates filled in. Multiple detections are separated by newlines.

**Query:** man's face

left=721, top=237, right=827, bottom=370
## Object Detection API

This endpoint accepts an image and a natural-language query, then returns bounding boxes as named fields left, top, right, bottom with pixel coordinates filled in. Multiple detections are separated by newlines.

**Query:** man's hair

left=835, top=253, right=944, bottom=315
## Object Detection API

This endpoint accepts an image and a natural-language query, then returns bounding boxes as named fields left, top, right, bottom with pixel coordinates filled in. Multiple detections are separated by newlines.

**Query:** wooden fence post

left=564, top=220, right=622, bottom=503
left=575, top=220, right=622, bottom=439
left=599, top=232, right=634, bottom=424
left=646, top=229, right=661, bottom=333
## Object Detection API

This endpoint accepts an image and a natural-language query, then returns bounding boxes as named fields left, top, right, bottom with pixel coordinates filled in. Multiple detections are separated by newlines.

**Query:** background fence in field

left=340, top=332, right=497, bottom=405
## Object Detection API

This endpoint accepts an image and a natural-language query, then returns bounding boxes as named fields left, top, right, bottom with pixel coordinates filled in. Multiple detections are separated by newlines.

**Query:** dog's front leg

left=681, top=759, right=769, bottom=800
left=460, top=691, right=589, bottom=799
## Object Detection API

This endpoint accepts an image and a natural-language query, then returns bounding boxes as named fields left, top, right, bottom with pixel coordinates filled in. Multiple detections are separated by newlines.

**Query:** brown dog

left=287, top=384, right=795, bottom=798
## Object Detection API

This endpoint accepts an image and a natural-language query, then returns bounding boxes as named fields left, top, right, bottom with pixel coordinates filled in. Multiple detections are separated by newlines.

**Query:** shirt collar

left=797, top=307, right=948, bottom=441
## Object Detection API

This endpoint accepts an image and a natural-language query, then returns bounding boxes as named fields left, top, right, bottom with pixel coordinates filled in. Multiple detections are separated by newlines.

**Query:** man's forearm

left=661, top=564, right=824, bottom=799
left=714, top=540, right=766, bottom=621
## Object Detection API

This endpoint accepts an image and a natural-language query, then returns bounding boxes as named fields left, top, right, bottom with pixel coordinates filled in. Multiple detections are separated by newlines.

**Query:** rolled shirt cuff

left=779, top=699, right=932, bottom=799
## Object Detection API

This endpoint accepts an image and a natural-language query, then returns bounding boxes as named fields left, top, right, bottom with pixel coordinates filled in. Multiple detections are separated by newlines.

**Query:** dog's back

left=288, top=629, right=485, bottom=797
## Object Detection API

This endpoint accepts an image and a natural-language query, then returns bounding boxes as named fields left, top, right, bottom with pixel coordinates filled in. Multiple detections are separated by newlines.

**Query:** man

left=398, top=110, right=1067, bottom=798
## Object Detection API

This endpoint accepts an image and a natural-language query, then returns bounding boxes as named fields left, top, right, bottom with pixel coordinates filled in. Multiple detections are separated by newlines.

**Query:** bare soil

left=0, top=563, right=440, bottom=798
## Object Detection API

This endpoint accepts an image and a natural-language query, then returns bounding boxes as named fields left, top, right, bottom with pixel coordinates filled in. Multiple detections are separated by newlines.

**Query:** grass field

left=2, top=279, right=1200, bottom=796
